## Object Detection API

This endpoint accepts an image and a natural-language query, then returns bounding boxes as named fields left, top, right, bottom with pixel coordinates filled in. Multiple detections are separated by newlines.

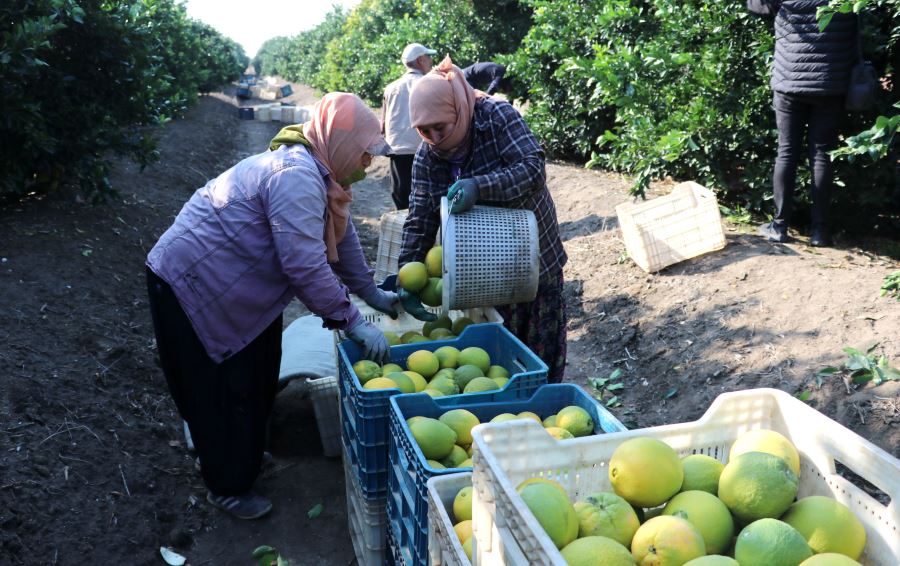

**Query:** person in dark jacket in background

left=748, top=0, right=857, bottom=246
left=462, top=62, right=507, bottom=95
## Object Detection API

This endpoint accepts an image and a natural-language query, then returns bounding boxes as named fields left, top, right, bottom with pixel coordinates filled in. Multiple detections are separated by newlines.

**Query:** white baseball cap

left=401, top=43, right=437, bottom=64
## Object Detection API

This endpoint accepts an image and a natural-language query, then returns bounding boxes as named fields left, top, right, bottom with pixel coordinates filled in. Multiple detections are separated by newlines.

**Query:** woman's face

left=339, top=152, right=373, bottom=186
left=416, top=122, right=456, bottom=146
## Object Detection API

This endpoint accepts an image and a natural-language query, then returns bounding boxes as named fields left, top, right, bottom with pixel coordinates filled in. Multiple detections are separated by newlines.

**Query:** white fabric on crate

left=279, top=315, right=338, bottom=381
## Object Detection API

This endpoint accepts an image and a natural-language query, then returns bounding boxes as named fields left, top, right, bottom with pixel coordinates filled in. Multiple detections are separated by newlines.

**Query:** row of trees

left=1, top=0, right=248, bottom=200
left=256, top=0, right=898, bottom=233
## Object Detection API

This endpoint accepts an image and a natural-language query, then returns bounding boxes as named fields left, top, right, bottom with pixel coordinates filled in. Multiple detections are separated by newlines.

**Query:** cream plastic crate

left=254, top=105, right=270, bottom=121
left=344, top=445, right=388, bottom=566
left=615, top=181, right=726, bottom=273
left=427, top=472, right=472, bottom=566
left=307, top=376, right=340, bottom=458
left=440, top=197, right=539, bottom=311
left=374, top=210, right=408, bottom=283
left=268, top=103, right=282, bottom=122
left=280, top=105, right=296, bottom=122
left=470, top=388, right=900, bottom=566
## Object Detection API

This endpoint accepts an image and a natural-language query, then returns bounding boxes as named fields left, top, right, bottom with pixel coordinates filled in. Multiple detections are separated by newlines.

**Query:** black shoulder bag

left=846, top=15, right=878, bottom=112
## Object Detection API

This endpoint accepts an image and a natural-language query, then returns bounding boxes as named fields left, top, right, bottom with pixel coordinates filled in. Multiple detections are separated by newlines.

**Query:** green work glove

left=397, top=288, right=437, bottom=322
left=448, top=178, right=479, bottom=214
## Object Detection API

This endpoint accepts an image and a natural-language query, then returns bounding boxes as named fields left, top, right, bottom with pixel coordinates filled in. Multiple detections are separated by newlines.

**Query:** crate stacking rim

left=470, top=388, right=900, bottom=566
left=440, top=196, right=539, bottom=311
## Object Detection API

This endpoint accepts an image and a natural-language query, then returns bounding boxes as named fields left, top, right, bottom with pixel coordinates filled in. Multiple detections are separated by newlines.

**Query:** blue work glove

left=448, top=178, right=479, bottom=214
left=397, top=288, right=437, bottom=322
left=346, top=320, right=390, bottom=365
left=358, top=287, right=399, bottom=318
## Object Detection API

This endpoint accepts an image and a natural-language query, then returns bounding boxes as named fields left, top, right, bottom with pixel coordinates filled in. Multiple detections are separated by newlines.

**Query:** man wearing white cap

left=381, top=43, right=437, bottom=209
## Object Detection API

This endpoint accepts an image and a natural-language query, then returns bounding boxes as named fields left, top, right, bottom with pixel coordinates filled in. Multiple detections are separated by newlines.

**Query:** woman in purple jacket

left=146, top=93, right=396, bottom=519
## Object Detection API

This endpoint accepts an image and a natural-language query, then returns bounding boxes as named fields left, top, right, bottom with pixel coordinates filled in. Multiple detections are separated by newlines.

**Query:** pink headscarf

left=409, top=56, right=487, bottom=153
left=303, top=93, right=383, bottom=262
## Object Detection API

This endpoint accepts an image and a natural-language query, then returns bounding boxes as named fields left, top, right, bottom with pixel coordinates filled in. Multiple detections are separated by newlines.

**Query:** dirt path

left=1, top=82, right=898, bottom=565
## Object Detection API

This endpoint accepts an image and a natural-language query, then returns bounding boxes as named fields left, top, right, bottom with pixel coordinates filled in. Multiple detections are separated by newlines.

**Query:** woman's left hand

left=448, top=178, right=479, bottom=214
left=360, top=288, right=399, bottom=318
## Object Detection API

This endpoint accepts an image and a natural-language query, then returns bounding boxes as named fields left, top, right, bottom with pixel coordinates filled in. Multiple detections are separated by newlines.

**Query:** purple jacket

left=147, top=144, right=376, bottom=363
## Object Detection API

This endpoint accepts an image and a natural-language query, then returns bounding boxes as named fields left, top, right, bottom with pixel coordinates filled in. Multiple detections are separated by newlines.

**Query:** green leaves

left=820, top=344, right=900, bottom=386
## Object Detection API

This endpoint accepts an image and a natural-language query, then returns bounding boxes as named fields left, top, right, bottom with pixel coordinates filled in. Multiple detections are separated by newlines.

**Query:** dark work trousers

left=389, top=154, right=415, bottom=210
left=146, top=268, right=282, bottom=496
left=772, top=91, right=844, bottom=231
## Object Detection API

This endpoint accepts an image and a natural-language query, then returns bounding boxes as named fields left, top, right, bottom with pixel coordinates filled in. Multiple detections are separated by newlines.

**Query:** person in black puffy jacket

left=748, top=0, right=857, bottom=246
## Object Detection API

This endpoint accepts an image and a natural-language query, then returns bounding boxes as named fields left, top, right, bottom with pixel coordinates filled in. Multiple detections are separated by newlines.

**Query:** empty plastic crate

left=388, top=384, right=626, bottom=566
left=374, top=210, right=408, bottom=283
left=237, top=107, right=254, bottom=120
left=236, top=87, right=252, bottom=99
left=337, top=323, right=547, bottom=500
left=344, top=445, right=388, bottom=566
left=616, top=181, right=726, bottom=273
left=279, top=84, right=293, bottom=97
left=307, top=376, right=340, bottom=458
left=470, top=388, right=900, bottom=566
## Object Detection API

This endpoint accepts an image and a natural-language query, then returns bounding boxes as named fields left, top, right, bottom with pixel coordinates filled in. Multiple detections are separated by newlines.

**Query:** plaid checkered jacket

left=399, top=96, right=567, bottom=282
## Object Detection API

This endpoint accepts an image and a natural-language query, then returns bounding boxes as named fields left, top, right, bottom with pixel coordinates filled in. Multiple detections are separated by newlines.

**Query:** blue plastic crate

left=337, top=323, right=548, bottom=500
left=236, top=87, right=252, bottom=99
left=237, top=107, right=254, bottom=120
left=279, top=84, right=293, bottom=97
left=387, top=383, right=627, bottom=566
left=386, top=520, right=404, bottom=566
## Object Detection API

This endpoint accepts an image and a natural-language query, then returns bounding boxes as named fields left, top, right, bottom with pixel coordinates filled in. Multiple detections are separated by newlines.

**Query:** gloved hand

left=448, top=178, right=479, bottom=214
left=397, top=288, right=437, bottom=322
left=359, top=287, right=399, bottom=318
left=346, top=320, right=390, bottom=365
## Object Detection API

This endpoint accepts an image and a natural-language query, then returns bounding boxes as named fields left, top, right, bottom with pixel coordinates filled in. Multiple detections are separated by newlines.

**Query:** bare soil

left=1, top=81, right=898, bottom=565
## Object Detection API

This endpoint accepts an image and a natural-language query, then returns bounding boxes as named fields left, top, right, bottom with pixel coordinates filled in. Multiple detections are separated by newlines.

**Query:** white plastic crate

left=470, top=388, right=900, bottom=566
left=280, top=105, right=296, bottom=122
left=440, top=197, right=539, bottom=311
left=374, top=210, right=408, bottom=283
left=615, top=181, right=726, bottom=273
left=344, top=446, right=388, bottom=566
left=427, top=473, right=472, bottom=566
left=254, top=105, right=271, bottom=121
left=307, top=376, right=340, bottom=458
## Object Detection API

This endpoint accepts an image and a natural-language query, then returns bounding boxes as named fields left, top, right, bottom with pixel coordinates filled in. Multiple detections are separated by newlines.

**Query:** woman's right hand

left=346, top=320, right=390, bottom=364
left=397, top=288, right=438, bottom=322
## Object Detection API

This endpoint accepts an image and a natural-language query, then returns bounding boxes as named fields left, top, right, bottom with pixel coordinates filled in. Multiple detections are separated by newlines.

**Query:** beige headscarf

left=300, top=93, right=383, bottom=262
left=409, top=56, right=487, bottom=153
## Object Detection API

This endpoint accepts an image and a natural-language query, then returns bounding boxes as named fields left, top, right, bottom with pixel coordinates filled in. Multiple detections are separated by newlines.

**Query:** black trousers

left=772, top=91, right=844, bottom=230
left=146, top=268, right=282, bottom=496
left=389, top=154, right=415, bottom=210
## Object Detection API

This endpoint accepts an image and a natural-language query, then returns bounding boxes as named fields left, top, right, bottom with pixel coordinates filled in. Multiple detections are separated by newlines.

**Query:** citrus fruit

left=407, top=335, right=430, bottom=343
left=458, top=347, right=491, bottom=373
left=463, top=376, right=500, bottom=394
left=684, top=557, right=740, bottom=566
left=543, top=415, right=557, bottom=428
left=730, top=429, right=800, bottom=477
left=403, top=370, right=427, bottom=392
left=458, top=458, right=472, bottom=467
left=441, top=444, right=469, bottom=468
left=381, top=362, right=403, bottom=375
left=516, top=477, right=568, bottom=497
left=465, top=444, right=474, bottom=457
left=518, top=411, right=542, bottom=423
left=487, top=365, right=510, bottom=379
left=427, top=375, right=459, bottom=396
left=423, top=314, right=452, bottom=336
left=519, top=482, right=579, bottom=549
left=423, top=388, right=445, bottom=398
left=490, top=413, right=521, bottom=423
left=433, top=368, right=456, bottom=381
left=433, top=346, right=460, bottom=369
left=429, top=327, right=454, bottom=340
left=662, top=490, right=734, bottom=555
left=561, top=536, right=637, bottom=566
left=462, top=536, right=473, bottom=561
left=398, top=261, right=429, bottom=292
left=573, top=492, right=641, bottom=546
left=425, top=245, right=443, bottom=277
left=717, top=451, right=798, bottom=522
left=427, top=459, right=445, bottom=469
left=383, top=371, right=415, bottom=393
left=401, top=331, right=424, bottom=344
left=407, top=350, right=439, bottom=378
left=609, top=437, right=683, bottom=508
left=631, top=515, right=706, bottom=565
left=420, top=277, right=443, bottom=307
left=453, top=365, right=485, bottom=390
left=492, top=377, right=509, bottom=388
left=352, top=359, right=381, bottom=384
left=680, top=454, right=724, bottom=494
left=799, top=554, right=862, bottom=566
left=383, top=331, right=401, bottom=346
left=453, top=519, right=472, bottom=544
left=439, top=409, right=480, bottom=445
left=451, top=316, right=475, bottom=335
left=546, top=427, right=574, bottom=440
left=409, top=417, right=457, bottom=460
left=363, top=377, right=399, bottom=390
left=556, top=405, right=594, bottom=437
left=733, top=518, right=812, bottom=566
left=453, top=486, right=473, bottom=522
left=407, top=416, right=427, bottom=427
left=781, top=496, right=866, bottom=559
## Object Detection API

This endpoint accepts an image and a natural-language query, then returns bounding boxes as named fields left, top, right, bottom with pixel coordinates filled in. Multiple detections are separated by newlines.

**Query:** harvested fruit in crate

left=513, top=429, right=870, bottom=565
left=398, top=246, right=445, bottom=307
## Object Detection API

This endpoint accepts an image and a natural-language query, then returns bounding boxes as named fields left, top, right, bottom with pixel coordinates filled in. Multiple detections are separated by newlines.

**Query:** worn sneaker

left=206, top=491, right=273, bottom=520
left=757, top=221, right=788, bottom=243
left=809, top=228, right=833, bottom=247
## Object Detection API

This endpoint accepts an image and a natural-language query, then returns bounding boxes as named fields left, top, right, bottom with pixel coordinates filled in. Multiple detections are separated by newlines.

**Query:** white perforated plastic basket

left=470, top=388, right=900, bottom=566
left=427, top=473, right=472, bottom=566
left=616, top=181, right=726, bottom=273
left=440, top=197, right=539, bottom=311
left=374, top=210, right=408, bottom=283
left=307, top=376, right=340, bottom=458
